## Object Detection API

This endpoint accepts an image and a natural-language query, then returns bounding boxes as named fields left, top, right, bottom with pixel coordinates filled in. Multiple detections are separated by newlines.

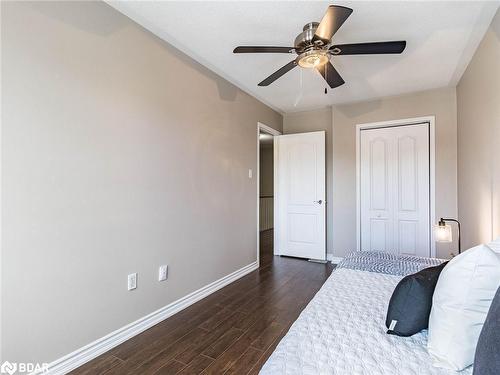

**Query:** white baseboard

left=327, top=254, right=344, bottom=264
left=39, top=261, right=259, bottom=375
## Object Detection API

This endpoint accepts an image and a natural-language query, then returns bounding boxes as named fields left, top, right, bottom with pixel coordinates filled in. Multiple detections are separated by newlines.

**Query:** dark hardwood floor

left=70, top=229, right=334, bottom=375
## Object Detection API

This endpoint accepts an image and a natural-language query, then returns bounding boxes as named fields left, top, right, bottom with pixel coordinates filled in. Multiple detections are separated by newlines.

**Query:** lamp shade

left=434, top=223, right=452, bottom=242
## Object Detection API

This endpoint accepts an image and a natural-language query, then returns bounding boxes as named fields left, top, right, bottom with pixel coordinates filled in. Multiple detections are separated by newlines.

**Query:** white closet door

left=393, top=125, right=430, bottom=256
left=276, top=131, right=326, bottom=260
left=360, top=123, right=430, bottom=257
left=360, top=128, right=394, bottom=252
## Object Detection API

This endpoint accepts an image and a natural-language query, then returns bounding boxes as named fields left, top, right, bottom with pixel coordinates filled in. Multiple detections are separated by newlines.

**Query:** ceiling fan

left=233, top=5, right=406, bottom=89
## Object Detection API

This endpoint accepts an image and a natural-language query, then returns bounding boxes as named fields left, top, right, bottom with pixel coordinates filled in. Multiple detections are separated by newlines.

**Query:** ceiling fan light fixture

left=297, top=50, right=329, bottom=68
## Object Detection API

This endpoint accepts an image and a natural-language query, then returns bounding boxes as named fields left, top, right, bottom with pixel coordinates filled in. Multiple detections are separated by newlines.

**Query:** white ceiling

left=108, top=1, right=499, bottom=113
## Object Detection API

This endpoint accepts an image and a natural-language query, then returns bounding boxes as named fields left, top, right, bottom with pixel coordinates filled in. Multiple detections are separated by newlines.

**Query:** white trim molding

left=37, top=261, right=258, bottom=375
left=258, top=122, right=281, bottom=137
left=355, top=116, right=436, bottom=257
left=327, top=254, right=344, bottom=264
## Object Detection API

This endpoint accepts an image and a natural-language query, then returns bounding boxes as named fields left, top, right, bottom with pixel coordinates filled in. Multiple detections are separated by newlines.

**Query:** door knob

left=314, top=200, right=323, bottom=205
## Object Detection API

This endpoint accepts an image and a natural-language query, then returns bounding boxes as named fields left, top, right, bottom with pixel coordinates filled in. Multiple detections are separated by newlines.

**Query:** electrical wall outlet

left=128, top=273, right=137, bottom=291
left=158, top=265, right=168, bottom=281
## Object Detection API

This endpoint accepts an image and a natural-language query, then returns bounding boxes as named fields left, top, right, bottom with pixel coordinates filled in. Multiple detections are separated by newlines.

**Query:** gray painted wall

left=1, top=1, right=282, bottom=364
left=259, top=146, right=274, bottom=198
left=457, top=9, right=500, bottom=249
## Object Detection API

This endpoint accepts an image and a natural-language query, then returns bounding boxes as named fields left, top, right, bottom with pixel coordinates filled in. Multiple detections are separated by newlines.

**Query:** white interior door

left=275, top=131, right=326, bottom=260
left=360, top=123, right=430, bottom=257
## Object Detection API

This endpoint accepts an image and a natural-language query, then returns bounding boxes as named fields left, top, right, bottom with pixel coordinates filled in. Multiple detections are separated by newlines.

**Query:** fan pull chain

left=294, top=68, right=304, bottom=107
left=300, top=67, right=303, bottom=90
left=325, top=61, right=328, bottom=94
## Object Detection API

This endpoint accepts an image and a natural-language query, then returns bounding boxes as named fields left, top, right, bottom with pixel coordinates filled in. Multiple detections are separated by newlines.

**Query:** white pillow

left=427, top=244, right=500, bottom=371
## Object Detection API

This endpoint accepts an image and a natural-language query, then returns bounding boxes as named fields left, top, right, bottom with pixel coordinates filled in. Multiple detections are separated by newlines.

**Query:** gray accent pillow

left=474, top=286, right=500, bottom=375
left=385, top=262, right=447, bottom=337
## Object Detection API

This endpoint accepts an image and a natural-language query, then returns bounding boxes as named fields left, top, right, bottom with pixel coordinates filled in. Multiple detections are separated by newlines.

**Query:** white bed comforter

left=260, top=268, right=472, bottom=375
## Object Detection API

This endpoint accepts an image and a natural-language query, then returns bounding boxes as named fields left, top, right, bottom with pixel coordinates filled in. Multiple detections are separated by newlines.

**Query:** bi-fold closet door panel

left=360, top=123, right=430, bottom=257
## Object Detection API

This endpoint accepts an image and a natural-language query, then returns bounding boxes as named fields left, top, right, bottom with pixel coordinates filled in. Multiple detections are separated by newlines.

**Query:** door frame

left=257, top=122, right=281, bottom=265
left=355, top=116, right=436, bottom=257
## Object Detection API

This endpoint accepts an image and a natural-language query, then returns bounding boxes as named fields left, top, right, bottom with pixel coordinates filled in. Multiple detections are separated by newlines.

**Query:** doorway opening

left=257, top=123, right=280, bottom=267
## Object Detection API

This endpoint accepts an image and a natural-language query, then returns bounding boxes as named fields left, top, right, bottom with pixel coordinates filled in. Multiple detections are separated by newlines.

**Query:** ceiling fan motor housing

left=294, top=22, right=323, bottom=53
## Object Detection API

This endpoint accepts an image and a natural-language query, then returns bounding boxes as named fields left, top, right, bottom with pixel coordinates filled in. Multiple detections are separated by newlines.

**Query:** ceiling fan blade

left=233, top=46, right=295, bottom=54
left=313, top=5, right=353, bottom=43
left=330, top=41, right=406, bottom=55
left=258, top=60, right=298, bottom=86
left=316, top=62, right=345, bottom=89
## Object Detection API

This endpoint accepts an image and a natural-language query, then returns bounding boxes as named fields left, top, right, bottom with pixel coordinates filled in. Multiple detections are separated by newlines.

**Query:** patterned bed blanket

left=260, top=251, right=471, bottom=375
left=337, top=250, right=444, bottom=276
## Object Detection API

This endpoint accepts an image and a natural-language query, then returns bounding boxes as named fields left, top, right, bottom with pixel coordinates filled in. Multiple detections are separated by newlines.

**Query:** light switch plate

left=248, top=169, right=253, bottom=178
left=159, top=265, right=168, bottom=281
left=128, top=273, right=137, bottom=291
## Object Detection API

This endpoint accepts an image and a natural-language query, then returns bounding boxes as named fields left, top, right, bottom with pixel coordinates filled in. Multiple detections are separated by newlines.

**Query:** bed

left=260, top=251, right=473, bottom=375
